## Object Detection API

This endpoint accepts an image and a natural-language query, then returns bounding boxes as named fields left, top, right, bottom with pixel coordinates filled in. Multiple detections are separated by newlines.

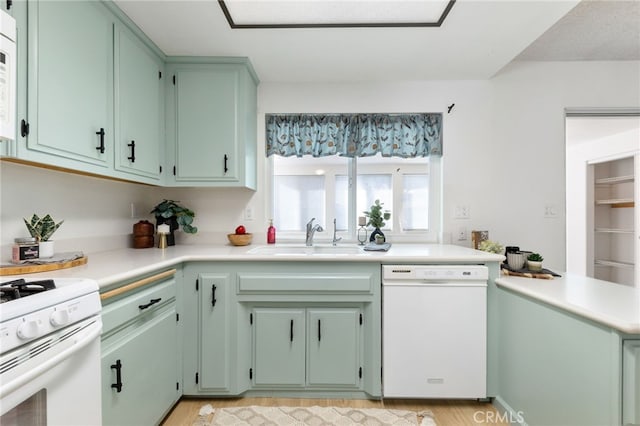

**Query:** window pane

left=273, top=175, right=325, bottom=231
left=335, top=175, right=348, bottom=231
left=403, top=174, right=429, bottom=230
left=357, top=175, right=392, bottom=230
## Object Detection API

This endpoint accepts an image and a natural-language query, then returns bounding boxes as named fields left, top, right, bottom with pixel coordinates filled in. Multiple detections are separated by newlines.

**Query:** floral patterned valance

left=265, top=113, right=442, bottom=158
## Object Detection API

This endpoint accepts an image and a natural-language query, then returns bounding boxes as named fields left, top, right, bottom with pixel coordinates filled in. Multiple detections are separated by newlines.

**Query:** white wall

left=1, top=60, right=639, bottom=271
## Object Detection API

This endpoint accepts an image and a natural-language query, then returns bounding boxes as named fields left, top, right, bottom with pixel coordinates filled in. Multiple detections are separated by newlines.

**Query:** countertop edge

left=495, top=277, right=640, bottom=335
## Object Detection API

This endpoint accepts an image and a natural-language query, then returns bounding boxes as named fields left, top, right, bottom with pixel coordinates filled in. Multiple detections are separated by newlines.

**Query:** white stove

left=0, top=277, right=102, bottom=425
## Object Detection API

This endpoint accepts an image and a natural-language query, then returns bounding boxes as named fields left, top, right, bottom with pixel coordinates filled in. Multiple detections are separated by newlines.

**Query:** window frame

left=267, top=155, right=442, bottom=244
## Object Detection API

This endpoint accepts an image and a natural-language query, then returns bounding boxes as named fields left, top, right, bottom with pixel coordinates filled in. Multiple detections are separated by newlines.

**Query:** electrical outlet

left=454, top=205, right=470, bottom=219
left=244, top=206, right=253, bottom=221
left=458, top=226, right=467, bottom=241
left=544, top=204, right=558, bottom=218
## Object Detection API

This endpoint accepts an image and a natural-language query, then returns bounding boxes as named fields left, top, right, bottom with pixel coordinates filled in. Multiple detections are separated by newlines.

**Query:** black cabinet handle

left=290, top=319, right=293, bottom=342
left=138, top=297, right=161, bottom=310
left=318, top=319, right=321, bottom=342
left=223, top=154, right=228, bottom=174
left=211, top=284, right=217, bottom=307
left=127, top=140, right=136, bottom=163
left=96, top=128, right=105, bottom=154
left=110, top=359, right=123, bottom=392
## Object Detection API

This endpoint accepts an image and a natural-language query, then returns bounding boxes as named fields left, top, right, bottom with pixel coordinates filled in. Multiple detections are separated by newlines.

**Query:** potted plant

left=527, top=253, right=544, bottom=271
left=23, top=214, right=64, bottom=258
left=477, top=240, right=503, bottom=254
left=150, top=199, right=197, bottom=246
left=364, top=199, right=391, bottom=243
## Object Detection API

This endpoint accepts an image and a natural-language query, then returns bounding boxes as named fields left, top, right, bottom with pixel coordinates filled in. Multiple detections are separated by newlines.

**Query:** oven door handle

left=0, top=318, right=102, bottom=398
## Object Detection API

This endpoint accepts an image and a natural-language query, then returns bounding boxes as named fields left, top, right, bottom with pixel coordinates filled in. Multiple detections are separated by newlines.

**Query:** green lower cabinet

left=253, top=308, right=306, bottom=387
left=307, top=308, right=360, bottom=388
left=251, top=307, right=362, bottom=390
left=101, top=307, right=179, bottom=426
left=198, top=273, right=233, bottom=393
left=623, top=339, right=640, bottom=425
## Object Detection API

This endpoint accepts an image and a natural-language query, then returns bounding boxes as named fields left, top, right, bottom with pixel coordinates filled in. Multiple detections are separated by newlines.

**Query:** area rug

left=193, top=404, right=436, bottom=426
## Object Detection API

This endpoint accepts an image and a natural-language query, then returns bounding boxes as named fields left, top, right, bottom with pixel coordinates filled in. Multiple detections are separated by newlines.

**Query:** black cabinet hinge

left=359, top=367, right=362, bottom=379
left=173, top=165, right=176, bottom=175
left=359, top=313, right=363, bottom=325
left=159, top=71, right=162, bottom=79
left=159, top=165, right=163, bottom=174
left=20, top=119, right=29, bottom=137
left=176, top=313, right=180, bottom=322
left=176, top=382, right=179, bottom=391
left=250, top=313, right=253, bottom=325
left=172, top=75, right=176, bottom=85
left=195, top=372, right=199, bottom=384
left=196, top=278, right=199, bottom=291
left=249, top=368, right=253, bottom=380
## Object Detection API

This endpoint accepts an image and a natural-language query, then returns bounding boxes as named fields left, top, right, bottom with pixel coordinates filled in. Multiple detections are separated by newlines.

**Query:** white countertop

left=496, top=273, right=640, bottom=334
left=3, top=243, right=504, bottom=288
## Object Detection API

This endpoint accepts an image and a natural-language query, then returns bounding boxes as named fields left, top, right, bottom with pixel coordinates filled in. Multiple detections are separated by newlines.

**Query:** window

left=271, top=154, right=441, bottom=242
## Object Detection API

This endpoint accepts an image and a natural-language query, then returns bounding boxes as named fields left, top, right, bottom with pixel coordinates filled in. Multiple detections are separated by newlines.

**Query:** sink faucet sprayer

left=305, top=218, right=323, bottom=246
left=332, top=218, right=342, bottom=246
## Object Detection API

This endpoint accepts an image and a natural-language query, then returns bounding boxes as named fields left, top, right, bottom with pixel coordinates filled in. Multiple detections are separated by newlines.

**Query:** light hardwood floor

left=161, top=397, right=509, bottom=425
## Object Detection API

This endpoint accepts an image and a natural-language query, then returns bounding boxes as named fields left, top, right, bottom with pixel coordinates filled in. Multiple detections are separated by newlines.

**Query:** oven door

left=0, top=316, right=102, bottom=425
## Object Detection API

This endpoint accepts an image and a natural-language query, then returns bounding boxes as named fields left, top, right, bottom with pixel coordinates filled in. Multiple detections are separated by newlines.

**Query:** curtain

left=266, top=113, right=442, bottom=158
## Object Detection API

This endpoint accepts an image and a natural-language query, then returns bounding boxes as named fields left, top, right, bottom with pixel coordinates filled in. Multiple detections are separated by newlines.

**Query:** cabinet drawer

left=238, top=273, right=374, bottom=294
left=101, top=273, right=176, bottom=335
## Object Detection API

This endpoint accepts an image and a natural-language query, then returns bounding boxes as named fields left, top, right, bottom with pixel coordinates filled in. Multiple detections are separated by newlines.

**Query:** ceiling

left=114, top=0, right=640, bottom=83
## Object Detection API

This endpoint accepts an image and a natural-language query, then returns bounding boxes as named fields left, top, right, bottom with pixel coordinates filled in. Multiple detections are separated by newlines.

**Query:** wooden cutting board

left=0, top=256, right=88, bottom=276
left=502, top=268, right=554, bottom=280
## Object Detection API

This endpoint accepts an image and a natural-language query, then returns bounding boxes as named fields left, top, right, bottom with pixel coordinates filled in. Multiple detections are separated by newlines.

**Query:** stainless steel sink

left=248, top=245, right=365, bottom=256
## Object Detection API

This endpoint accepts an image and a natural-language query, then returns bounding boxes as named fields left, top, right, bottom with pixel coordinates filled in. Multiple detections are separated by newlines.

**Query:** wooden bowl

left=227, top=233, right=253, bottom=246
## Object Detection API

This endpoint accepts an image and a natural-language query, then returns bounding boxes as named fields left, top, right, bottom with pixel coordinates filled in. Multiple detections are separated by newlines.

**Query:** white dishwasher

left=382, top=264, right=488, bottom=399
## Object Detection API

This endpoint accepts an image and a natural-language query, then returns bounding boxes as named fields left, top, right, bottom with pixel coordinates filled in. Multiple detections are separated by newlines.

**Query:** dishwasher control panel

left=383, top=265, right=489, bottom=281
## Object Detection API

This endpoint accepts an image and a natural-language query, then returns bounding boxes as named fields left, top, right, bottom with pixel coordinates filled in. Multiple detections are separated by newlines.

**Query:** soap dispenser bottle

left=267, top=219, right=276, bottom=244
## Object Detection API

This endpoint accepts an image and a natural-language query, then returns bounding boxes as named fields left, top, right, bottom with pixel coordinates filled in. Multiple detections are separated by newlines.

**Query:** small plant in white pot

left=527, top=252, right=544, bottom=271
left=24, top=214, right=64, bottom=258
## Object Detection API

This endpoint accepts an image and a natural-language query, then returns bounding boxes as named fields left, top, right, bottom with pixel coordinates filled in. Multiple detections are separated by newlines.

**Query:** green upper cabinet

left=165, top=60, right=258, bottom=189
left=26, top=0, right=114, bottom=169
left=3, top=0, right=166, bottom=185
left=114, top=24, right=163, bottom=182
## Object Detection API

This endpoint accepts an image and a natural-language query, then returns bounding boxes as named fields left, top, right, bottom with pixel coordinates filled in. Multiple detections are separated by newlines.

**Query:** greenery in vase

left=150, top=199, right=198, bottom=234
left=478, top=240, right=503, bottom=254
left=23, top=214, right=64, bottom=242
left=364, top=199, right=391, bottom=229
left=527, top=252, right=544, bottom=262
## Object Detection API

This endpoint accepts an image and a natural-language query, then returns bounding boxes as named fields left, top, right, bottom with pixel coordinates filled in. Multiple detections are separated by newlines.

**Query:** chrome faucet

left=332, top=218, right=342, bottom=246
left=305, top=218, right=324, bottom=246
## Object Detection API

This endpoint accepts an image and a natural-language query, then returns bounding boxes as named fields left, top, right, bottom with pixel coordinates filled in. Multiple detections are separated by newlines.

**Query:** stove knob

left=17, top=320, right=41, bottom=340
left=50, top=309, right=70, bottom=327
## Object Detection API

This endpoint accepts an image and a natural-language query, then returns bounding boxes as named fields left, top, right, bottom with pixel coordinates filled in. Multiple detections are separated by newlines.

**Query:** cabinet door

left=114, top=25, right=162, bottom=182
left=101, top=307, right=179, bottom=426
left=27, top=0, right=113, bottom=167
left=307, top=308, right=361, bottom=387
left=199, top=273, right=232, bottom=392
left=173, top=67, right=239, bottom=183
left=253, top=308, right=305, bottom=387
left=623, top=339, right=640, bottom=425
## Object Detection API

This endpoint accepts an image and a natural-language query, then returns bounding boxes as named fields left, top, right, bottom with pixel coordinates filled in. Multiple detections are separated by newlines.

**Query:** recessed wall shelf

left=589, top=154, right=637, bottom=286
left=594, top=259, right=635, bottom=269
left=595, top=175, right=634, bottom=185
left=595, top=228, right=635, bottom=234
